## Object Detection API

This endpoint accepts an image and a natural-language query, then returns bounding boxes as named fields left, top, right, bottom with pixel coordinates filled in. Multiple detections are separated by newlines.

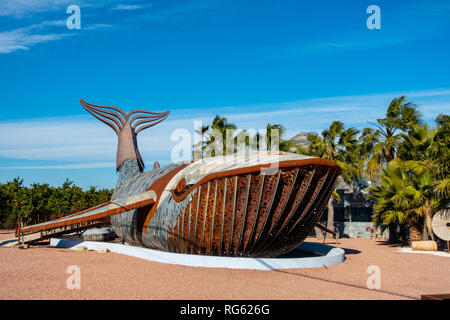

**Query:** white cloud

left=0, top=162, right=114, bottom=170
left=0, top=21, right=73, bottom=53
left=209, top=88, right=450, bottom=137
left=112, top=4, right=146, bottom=11
left=0, top=1, right=228, bottom=54
left=0, top=88, right=448, bottom=169
left=0, top=0, right=127, bottom=18
left=0, top=0, right=72, bottom=18
left=83, top=23, right=114, bottom=30
left=0, top=116, right=201, bottom=163
left=0, top=0, right=125, bottom=54
left=0, top=18, right=115, bottom=54
left=132, top=0, right=229, bottom=23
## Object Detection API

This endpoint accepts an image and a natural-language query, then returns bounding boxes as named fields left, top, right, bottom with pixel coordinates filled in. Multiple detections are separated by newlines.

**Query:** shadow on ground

left=255, top=258, right=417, bottom=300
left=375, top=240, right=407, bottom=248
left=342, top=248, right=361, bottom=255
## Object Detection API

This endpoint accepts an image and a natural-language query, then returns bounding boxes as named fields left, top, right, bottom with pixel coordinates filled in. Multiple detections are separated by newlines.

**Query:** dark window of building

left=319, top=204, right=374, bottom=223
left=334, top=207, right=350, bottom=222
left=332, top=206, right=373, bottom=222
left=352, top=207, right=373, bottom=222
left=319, top=210, right=327, bottom=224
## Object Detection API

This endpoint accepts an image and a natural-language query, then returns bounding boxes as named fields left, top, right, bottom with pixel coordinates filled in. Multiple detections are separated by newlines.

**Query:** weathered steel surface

left=14, top=101, right=341, bottom=257
left=110, top=159, right=187, bottom=246
left=17, top=101, right=341, bottom=256
left=80, top=99, right=169, bottom=171
left=166, top=163, right=340, bottom=257
left=19, top=190, right=156, bottom=235
left=106, top=151, right=340, bottom=257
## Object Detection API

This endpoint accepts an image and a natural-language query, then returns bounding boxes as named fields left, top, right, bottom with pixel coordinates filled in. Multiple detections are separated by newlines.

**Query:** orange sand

left=1, top=230, right=448, bottom=300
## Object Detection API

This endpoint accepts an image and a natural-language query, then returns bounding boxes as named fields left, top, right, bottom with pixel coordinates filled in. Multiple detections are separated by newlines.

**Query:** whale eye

left=172, top=177, right=195, bottom=201
left=175, top=177, right=187, bottom=194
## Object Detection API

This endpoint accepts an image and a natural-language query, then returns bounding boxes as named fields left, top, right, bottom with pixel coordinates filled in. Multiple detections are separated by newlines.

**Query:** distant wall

left=313, top=222, right=388, bottom=240
left=335, top=221, right=388, bottom=240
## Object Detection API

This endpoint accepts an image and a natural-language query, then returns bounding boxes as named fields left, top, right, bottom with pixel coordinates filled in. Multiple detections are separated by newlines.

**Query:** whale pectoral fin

left=19, top=190, right=157, bottom=237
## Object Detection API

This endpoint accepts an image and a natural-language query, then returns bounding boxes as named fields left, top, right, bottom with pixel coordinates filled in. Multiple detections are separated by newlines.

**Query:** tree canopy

left=0, top=178, right=113, bottom=228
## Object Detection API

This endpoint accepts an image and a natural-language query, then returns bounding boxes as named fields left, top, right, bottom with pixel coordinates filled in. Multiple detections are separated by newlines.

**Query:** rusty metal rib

left=271, top=169, right=299, bottom=232
left=191, top=186, right=201, bottom=254
left=227, top=176, right=238, bottom=254
left=264, top=168, right=322, bottom=256
left=259, top=168, right=299, bottom=253
left=200, top=182, right=211, bottom=252
left=250, top=170, right=281, bottom=251
left=175, top=214, right=181, bottom=253
left=268, top=169, right=315, bottom=244
left=269, top=169, right=328, bottom=256
left=280, top=169, right=337, bottom=255
left=302, top=169, right=338, bottom=237
left=243, top=174, right=265, bottom=252
left=209, top=181, right=218, bottom=254
left=179, top=203, right=185, bottom=252
left=219, top=177, right=227, bottom=254
left=186, top=202, right=192, bottom=252
left=287, top=167, right=331, bottom=235
left=237, top=174, right=252, bottom=253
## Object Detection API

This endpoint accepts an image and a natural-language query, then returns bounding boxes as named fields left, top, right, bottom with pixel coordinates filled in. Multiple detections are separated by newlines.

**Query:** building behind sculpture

left=290, top=132, right=387, bottom=240
left=314, top=178, right=388, bottom=240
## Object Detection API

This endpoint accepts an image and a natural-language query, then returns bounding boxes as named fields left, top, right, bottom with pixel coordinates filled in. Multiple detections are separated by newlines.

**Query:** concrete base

left=397, top=247, right=450, bottom=257
left=0, top=238, right=18, bottom=247
left=50, top=238, right=345, bottom=270
left=81, top=227, right=115, bottom=242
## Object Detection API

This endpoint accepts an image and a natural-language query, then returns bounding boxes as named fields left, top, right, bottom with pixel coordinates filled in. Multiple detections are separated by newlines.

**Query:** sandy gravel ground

left=0, top=229, right=449, bottom=300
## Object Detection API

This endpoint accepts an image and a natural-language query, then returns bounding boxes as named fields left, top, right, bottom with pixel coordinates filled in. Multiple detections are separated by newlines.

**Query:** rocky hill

left=289, top=131, right=316, bottom=148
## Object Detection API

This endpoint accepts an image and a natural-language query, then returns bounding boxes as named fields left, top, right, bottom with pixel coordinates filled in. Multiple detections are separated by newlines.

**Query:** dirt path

left=0, top=230, right=448, bottom=300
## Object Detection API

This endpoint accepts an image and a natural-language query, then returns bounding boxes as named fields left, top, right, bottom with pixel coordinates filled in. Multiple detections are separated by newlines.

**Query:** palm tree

left=306, top=121, right=360, bottom=232
left=369, top=160, right=422, bottom=242
left=370, top=120, right=449, bottom=242
left=196, top=117, right=296, bottom=158
left=255, top=123, right=296, bottom=152
left=360, top=96, right=422, bottom=180
left=359, top=96, right=422, bottom=241
left=194, top=115, right=237, bottom=158
left=434, top=114, right=450, bottom=186
left=397, top=122, right=449, bottom=239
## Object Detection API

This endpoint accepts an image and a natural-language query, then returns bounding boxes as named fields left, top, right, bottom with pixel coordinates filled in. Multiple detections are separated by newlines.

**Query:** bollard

left=411, top=240, right=437, bottom=251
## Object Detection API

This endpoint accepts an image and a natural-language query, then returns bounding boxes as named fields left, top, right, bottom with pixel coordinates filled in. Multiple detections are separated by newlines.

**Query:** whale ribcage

left=167, top=165, right=338, bottom=257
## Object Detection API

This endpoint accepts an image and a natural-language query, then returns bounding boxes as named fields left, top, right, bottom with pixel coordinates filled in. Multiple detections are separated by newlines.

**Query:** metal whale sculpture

left=80, top=99, right=341, bottom=257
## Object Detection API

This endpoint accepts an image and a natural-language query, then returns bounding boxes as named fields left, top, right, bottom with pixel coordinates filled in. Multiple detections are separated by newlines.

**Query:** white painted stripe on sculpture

left=50, top=237, right=346, bottom=270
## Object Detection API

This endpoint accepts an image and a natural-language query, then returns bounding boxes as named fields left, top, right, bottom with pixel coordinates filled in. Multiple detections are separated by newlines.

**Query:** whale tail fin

left=79, top=99, right=170, bottom=135
left=79, top=98, right=170, bottom=171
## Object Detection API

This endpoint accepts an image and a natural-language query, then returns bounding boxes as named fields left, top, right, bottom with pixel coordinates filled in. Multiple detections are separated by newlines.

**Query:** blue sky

left=0, top=0, right=449, bottom=189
